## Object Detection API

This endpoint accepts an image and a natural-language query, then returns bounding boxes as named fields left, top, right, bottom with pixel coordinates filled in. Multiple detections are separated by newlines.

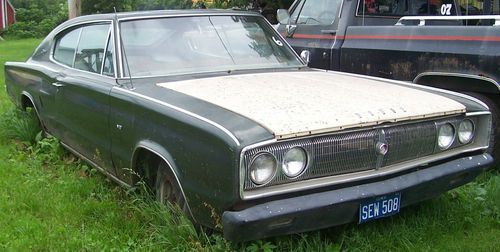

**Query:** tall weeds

left=0, top=107, right=42, bottom=144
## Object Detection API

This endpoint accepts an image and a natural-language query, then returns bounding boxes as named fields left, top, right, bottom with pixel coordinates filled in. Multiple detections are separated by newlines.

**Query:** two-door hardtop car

left=4, top=10, right=494, bottom=241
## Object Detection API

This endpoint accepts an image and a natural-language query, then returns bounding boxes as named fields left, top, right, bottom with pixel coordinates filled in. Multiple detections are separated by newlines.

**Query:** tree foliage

left=1, top=0, right=293, bottom=38
left=2, top=0, right=68, bottom=38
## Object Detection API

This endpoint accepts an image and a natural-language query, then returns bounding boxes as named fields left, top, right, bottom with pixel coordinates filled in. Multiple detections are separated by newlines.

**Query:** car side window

left=53, top=28, right=81, bottom=67
left=357, top=0, right=457, bottom=16
left=102, top=33, right=115, bottom=77
left=74, top=24, right=111, bottom=73
left=292, top=0, right=342, bottom=25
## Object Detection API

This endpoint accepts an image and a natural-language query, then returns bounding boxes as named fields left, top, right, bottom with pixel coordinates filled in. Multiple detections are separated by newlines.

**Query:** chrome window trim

left=71, top=28, right=83, bottom=68
left=113, top=87, right=241, bottom=146
left=100, top=26, right=112, bottom=75
left=117, top=12, right=261, bottom=22
left=116, top=13, right=305, bottom=78
left=239, top=112, right=491, bottom=200
left=116, top=13, right=261, bottom=78
left=49, top=20, right=118, bottom=80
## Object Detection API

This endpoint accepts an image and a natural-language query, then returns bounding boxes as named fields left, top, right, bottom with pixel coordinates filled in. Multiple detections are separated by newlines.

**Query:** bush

left=3, top=2, right=67, bottom=39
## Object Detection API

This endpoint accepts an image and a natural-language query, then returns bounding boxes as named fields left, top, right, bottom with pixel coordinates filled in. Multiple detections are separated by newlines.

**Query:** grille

left=243, top=118, right=441, bottom=190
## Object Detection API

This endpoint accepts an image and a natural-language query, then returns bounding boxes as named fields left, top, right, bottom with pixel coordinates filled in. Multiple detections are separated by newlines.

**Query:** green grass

left=0, top=38, right=499, bottom=251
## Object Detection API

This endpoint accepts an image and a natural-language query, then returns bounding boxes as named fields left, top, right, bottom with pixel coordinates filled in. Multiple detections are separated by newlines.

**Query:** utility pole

left=68, top=0, right=81, bottom=19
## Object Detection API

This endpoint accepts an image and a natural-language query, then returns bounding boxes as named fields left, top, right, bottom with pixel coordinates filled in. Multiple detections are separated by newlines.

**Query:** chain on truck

left=275, top=0, right=500, bottom=164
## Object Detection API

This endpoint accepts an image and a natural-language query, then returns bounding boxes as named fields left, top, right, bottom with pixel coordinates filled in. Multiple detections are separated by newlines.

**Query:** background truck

left=275, top=0, right=500, bottom=162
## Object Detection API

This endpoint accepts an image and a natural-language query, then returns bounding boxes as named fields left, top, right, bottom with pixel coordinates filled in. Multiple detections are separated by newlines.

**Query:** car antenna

left=114, top=7, right=135, bottom=90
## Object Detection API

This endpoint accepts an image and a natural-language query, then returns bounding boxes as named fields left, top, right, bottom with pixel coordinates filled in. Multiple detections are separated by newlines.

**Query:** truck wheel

left=465, top=93, right=499, bottom=167
left=155, top=162, right=189, bottom=213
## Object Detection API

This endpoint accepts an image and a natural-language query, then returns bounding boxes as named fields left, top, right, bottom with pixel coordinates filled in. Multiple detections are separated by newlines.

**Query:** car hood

left=157, top=71, right=465, bottom=139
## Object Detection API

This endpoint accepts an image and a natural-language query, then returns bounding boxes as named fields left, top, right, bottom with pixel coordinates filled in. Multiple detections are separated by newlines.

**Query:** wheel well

left=414, top=74, right=500, bottom=94
left=132, top=147, right=196, bottom=221
left=20, top=94, right=34, bottom=111
left=132, top=148, right=163, bottom=189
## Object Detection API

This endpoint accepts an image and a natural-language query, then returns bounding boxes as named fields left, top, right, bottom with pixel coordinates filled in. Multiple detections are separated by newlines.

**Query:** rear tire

left=465, top=93, right=499, bottom=167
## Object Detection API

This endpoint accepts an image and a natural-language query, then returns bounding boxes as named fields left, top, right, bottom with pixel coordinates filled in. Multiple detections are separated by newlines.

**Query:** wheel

left=465, top=93, right=499, bottom=167
left=155, top=162, right=189, bottom=213
left=154, top=161, right=216, bottom=235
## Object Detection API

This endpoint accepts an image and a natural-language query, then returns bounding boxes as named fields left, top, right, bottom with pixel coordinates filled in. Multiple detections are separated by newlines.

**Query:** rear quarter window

left=53, top=28, right=81, bottom=67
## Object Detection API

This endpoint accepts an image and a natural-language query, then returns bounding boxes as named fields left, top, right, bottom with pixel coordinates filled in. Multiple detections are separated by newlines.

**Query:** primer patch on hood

left=158, top=71, right=465, bottom=139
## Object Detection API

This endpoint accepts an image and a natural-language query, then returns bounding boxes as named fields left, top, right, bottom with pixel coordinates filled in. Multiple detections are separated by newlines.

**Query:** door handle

left=52, top=82, right=65, bottom=88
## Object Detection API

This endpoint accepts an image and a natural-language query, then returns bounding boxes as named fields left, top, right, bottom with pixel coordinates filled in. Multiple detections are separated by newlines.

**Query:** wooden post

left=68, top=0, right=81, bottom=19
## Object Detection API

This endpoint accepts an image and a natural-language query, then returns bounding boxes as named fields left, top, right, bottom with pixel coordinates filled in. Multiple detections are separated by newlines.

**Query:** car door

left=51, top=22, right=115, bottom=171
left=277, top=0, right=343, bottom=69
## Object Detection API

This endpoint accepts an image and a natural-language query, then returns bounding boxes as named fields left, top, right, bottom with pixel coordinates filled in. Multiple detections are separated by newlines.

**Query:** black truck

left=276, top=0, right=500, bottom=162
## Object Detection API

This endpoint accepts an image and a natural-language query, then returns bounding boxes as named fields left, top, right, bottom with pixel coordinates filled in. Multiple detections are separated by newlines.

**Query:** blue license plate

left=359, top=192, right=401, bottom=224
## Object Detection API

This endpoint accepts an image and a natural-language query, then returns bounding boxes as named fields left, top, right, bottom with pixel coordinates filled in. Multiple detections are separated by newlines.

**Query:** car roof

left=66, top=9, right=261, bottom=23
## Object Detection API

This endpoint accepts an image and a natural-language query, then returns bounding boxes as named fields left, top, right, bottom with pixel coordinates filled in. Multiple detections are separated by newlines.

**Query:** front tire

left=155, top=161, right=188, bottom=212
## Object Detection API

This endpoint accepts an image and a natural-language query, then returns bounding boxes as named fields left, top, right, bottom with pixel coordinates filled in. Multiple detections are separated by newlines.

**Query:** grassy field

left=0, top=39, right=498, bottom=251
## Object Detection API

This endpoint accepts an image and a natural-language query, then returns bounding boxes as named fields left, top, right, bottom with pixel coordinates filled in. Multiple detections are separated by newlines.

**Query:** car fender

left=131, top=139, right=196, bottom=221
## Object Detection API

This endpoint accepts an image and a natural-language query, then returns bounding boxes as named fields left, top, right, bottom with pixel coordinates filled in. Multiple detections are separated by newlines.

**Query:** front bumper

left=222, top=153, right=493, bottom=242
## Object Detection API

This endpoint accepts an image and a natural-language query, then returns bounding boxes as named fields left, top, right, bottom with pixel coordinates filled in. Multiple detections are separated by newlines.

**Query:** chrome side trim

left=333, top=71, right=491, bottom=110
left=396, top=15, right=500, bottom=26
left=466, top=111, right=491, bottom=117
left=60, top=141, right=131, bottom=188
left=114, top=87, right=241, bottom=146
left=8, top=62, right=61, bottom=74
left=133, top=144, right=196, bottom=222
left=413, top=72, right=500, bottom=92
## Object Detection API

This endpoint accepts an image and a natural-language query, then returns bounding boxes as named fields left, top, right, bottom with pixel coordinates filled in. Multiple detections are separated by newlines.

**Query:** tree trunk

left=68, top=0, right=81, bottom=19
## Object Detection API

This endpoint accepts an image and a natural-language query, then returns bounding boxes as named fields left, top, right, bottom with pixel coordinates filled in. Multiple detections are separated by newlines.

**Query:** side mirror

left=300, top=50, right=310, bottom=65
left=277, top=9, right=291, bottom=24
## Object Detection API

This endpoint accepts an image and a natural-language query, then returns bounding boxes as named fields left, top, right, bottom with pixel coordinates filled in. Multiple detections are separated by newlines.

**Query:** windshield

left=291, top=0, right=342, bottom=25
left=120, top=16, right=303, bottom=77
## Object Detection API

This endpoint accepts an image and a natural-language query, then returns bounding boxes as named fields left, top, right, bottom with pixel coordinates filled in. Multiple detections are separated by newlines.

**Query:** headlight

left=438, top=123, right=455, bottom=150
left=458, top=119, right=474, bottom=144
left=249, top=152, right=277, bottom=185
left=282, top=147, right=308, bottom=178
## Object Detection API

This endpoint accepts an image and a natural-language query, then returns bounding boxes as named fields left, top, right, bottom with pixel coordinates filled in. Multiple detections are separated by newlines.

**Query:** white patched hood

left=158, top=71, right=465, bottom=139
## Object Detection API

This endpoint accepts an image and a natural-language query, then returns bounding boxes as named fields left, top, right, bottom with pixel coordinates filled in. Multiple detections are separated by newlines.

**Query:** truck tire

left=465, top=93, right=499, bottom=167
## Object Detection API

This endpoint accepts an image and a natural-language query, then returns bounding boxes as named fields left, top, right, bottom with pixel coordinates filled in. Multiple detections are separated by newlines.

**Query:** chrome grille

left=243, top=118, right=449, bottom=190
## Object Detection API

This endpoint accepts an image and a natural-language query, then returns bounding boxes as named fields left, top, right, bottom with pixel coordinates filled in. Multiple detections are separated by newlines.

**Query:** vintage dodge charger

left=4, top=10, right=494, bottom=241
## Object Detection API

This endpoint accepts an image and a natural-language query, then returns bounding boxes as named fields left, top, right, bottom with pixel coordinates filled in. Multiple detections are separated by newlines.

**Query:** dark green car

left=4, top=10, right=494, bottom=241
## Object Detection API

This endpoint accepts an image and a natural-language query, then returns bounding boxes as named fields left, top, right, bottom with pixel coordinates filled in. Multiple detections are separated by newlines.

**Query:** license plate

left=359, top=192, right=401, bottom=224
